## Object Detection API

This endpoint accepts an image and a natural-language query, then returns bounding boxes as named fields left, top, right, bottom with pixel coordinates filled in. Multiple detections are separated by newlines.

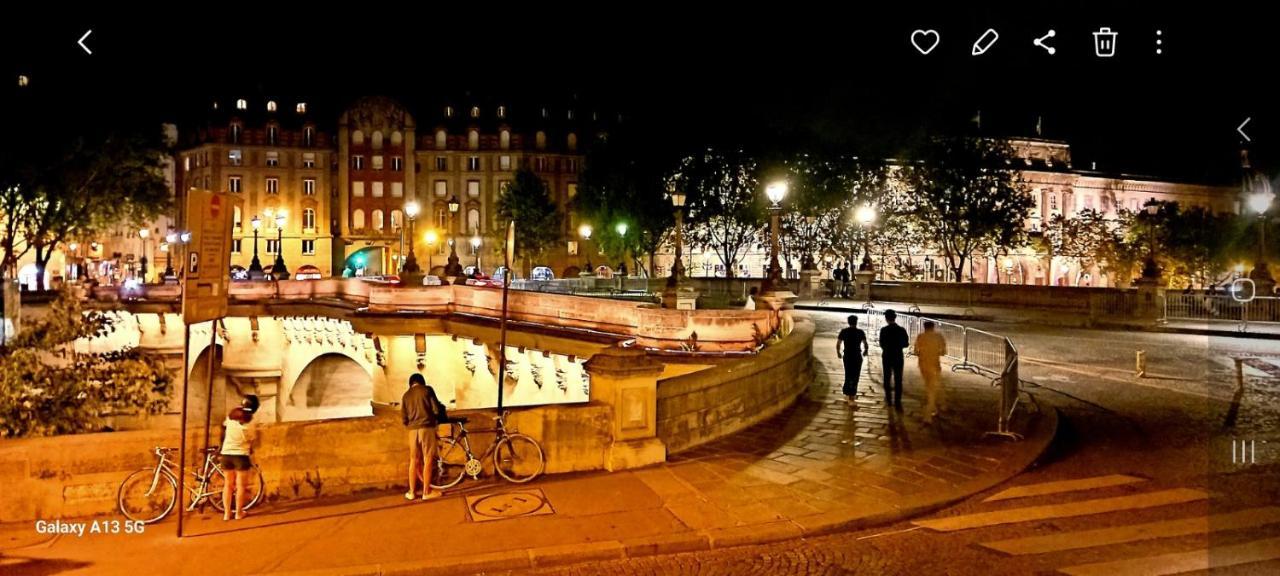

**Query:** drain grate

left=465, top=488, right=554, bottom=523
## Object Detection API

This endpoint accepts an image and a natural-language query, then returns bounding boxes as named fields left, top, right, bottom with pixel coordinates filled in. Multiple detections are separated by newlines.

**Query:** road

left=503, top=311, right=1280, bottom=575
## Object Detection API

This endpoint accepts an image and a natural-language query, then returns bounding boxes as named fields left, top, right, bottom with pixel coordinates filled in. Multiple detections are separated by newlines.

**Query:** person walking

left=402, top=373, right=445, bottom=501
left=219, top=405, right=256, bottom=521
left=878, top=309, right=909, bottom=409
left=914, top=320, right=948, bottom=424
left=836, top=315, right=869, bottom=407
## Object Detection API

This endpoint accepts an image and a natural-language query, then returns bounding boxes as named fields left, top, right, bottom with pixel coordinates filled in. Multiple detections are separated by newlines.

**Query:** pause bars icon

left=1232, top=439, right=1256, bottom=464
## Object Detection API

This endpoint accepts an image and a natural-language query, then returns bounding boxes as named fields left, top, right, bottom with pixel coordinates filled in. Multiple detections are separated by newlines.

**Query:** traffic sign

left=182, top=190, right=238, bottom=324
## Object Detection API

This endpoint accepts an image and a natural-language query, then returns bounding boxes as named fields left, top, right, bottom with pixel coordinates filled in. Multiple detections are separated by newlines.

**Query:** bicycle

left=117, top=446, right=265, bottom=523
left=430, top=411, right=545, bottom=489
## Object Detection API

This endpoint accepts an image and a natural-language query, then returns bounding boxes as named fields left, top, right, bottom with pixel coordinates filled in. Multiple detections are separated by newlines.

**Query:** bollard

left=1135, top=350, right=1146, bottom=378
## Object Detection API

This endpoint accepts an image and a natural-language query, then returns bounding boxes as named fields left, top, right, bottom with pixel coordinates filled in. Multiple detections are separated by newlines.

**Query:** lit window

left=500, top=130, right=511, bottom=150
left=267, top=125, right=278, bottom=145
left=435, top=156, right=447, bottom=171
left=266, top=151, right=279, bottom=167
left=467, top=209, right=480, bottom=234
left=296, top=102, right=307, bottom=114
left=392, top=182, right=404, bottom=197
left=351, top=155, right=364, bottom=170
left=352, top=130, right=364, bottom=145
left=535, top=131, right=547, bottom=150
left=302, top=239, right=315, bottom=255
left=353, top=209, right=366, bottom=230
left=228, top=176, right=242, bottom=193
left=372, top=182, right=384, bottom=198
left=353, top=182, right=365, bottom=197
left=266, top=239, right=279, bottom=254
left=267, top=100, right=277, bottom=112
left=567, top=110, right=574, bottom=120
left=392, top=156, right=403, bottom=171
left=18, top=75, right=30, bottom=87
left=467, top=157, right=480, bottom=171
left=228, top=149, right=242, bottom=166
left=391, top=210, right=403, bottom=231
left=233, top=206, right=242, bottom=231
left=435, top=130, right=447, bottom=149
left=467, top=180, right=480, bottom=198
left=568, top=183, right=578, bottom=199
left=500, top=155, right=512, bottom=170
left=444, top=106, right=454, bottom=117
left=303, top=153, right=316, bottom=168
left=303, top=208, right=316, bottom=230
left=230, top=123, right=242, bottom=143
left=434, top=181, right=447, bottom=197
left=1049, top=194, right=1058, bottom=211
left=303, top=127, right=315, bottom=147
left=184, top=156, right=191, bottom=171
left=236, top=99, right=247, bottom=110
left=303, top=178, right=316, bottom=195
left=468, top=130, right=479, bottom=150
left=535, top=157, right=547, bottom=172
left=231, top=239, right=242, bottom=254
left=567, top=133, right=578, bottom=151
left=470, top=106, right=480, bottom=118
left=497, top=105, right=506, bottom=118
left=372, top=155, right=384, bottom=170
left=391, top=131, right=403, bottom=146
left=266, top=177, right=279, bottom=195
left=373, top=209, right=385, bottom=230
left=541, top=108, right=548, bottom=118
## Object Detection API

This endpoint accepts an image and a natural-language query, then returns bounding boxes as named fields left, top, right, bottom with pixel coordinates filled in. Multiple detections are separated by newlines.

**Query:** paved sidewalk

left=0, top=344, right=1055, bottom=576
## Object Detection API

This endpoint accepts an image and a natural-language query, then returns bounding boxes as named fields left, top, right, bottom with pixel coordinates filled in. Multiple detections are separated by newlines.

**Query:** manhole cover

left=465, top=488, right=554, bottom=523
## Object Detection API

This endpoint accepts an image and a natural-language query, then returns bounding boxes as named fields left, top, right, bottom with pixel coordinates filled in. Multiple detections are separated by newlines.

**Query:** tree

left=496, top=167, right=563, bottom=276
left=3, top=129, right=172, bottom=287
left=576, top=135, right=673, bottom=276
left=777, top=154, right=850, bottom=273
left=904, top=137, right=1033, bottom=281
left=670, top=150, right=764, bottom=278
left=0, top=291, right=173, bottom=438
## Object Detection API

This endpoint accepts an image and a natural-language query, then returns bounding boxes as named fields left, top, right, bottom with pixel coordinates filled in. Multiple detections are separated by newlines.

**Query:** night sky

left=3, top=6, right=1275, bottom=183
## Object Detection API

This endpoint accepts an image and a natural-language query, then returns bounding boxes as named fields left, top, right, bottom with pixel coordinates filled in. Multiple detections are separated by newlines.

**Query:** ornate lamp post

left=1247, top=185, right=1276, bottom=294
left=577, top=223, right=594, bottom=276
left=401, top=200, right=423, bottom=285
left=248, top=216, right=264, bottom=280
left=471, top=234, right=482, bottom=273
left=444, top=195, right=463, bottom=279
left=163, top=232, right=177, bottom=281
left=138, top=228, right=150, bottom=284
left=1140, top=203, right=1161, bottom=282
left=855, top=204, right=876, bottom=272
left=272, top=210, right=290, bottom=280
left=425, top=229, right=438, bottom=276
left=761, top=180, right=787, bottom=293
left=667, top=184, right=687, bottom=288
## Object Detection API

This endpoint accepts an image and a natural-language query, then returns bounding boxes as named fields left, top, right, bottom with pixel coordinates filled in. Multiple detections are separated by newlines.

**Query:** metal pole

left=496, top=221, right=514, bottom=412
left=202, top=323, right=218, bottom=458
left=176, top=323, right=191, bottom=538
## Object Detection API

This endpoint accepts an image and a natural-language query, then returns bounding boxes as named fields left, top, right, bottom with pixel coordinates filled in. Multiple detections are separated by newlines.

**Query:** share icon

left=1034, top=29, right=1056, bottom=55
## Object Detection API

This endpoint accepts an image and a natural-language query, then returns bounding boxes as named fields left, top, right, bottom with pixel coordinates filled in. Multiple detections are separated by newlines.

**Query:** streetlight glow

left=470, top=235, right=481, bottom=250
left=425, top=229, right=438, bottom=246
left=139, top=228, right=149, bottom=239
left=251, top=216, right=261, bottom=231
left=856, top=204, right=877, bottom=226
left=405, top=200, right=421, bottom=219
left=765, top=181, right=788, bottom=206
left=1248, top=189, right=1276, bottom=214
left=578, top=223, right=593, bottom=240
left=615, top=222, right=628, bottom=237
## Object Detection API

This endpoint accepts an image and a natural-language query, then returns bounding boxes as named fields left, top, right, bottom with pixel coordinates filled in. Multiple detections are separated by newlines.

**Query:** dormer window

left=470, top=106, right=480, bottom=118
left=445, top=106, right=454, bottom=118
left=296, top=102, right=307, bottom=114
left=497, top=105, right=506, bottom=118
left=236, top=99, right=247, bottom=110
left=267, top=100, right=277, bottom=112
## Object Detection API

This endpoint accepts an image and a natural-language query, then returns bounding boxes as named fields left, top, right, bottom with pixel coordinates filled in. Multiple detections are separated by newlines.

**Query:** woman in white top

left=220, top=406, right=255, bottom=520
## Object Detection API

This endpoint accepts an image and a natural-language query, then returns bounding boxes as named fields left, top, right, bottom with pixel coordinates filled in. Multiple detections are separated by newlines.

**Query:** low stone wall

left=656, top=318, right=815, bottom=454
left=0, top=403, right=612, bottom=523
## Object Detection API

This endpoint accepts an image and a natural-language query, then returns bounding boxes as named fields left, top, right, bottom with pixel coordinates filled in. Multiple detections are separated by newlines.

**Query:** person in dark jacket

left=836, top=315, right=869, bottom=406
left=401, top=373, right=445, bottom=501
left=878, top=309, right=910, bottom=409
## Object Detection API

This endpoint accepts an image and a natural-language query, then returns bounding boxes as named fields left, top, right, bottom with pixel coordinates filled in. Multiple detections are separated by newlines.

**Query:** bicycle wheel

left=210, top=465, right=266, bottom=513
left=430, top=437, right=468, bottom=490
left=118, top=468, right=177, bottom=524
left=493, top=434, right=544, bottom=483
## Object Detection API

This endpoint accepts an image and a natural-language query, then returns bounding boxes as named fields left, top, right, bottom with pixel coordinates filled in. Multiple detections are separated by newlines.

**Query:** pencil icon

left=972, top=28, right=999, bottom=56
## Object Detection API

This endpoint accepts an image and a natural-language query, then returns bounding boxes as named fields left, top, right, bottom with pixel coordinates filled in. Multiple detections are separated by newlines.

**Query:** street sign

left=182, top=190, right=238, bottom=324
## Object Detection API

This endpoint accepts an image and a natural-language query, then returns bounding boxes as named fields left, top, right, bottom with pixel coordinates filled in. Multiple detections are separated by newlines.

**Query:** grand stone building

left=177, top=95, right=596, bottom=279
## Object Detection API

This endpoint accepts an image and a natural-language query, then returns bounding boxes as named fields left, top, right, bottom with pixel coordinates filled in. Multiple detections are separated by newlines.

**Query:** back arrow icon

left=1238, top=117, right=1252, bottom=142
left=78, top=30, right=93, bottom=55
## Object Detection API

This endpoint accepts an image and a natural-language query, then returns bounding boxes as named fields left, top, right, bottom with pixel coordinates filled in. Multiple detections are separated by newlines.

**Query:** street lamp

left=1247, top=186, right=1276, bottom=291
left=578, top=223, right=594, bottom=276
left=163, top=232, right=177, bottom=281
left=401, top=200, right=422, bottom=284
left=855, top=204, right=876, bottom=272
left=425, top=229, right=438, bottom=276
left=1140, top=203, right=1160, bottom=281
left=272, top=210, right=290, bottom=280
left=1002, top=256, right=1015, bottom=285
left=471, top=234, right=482, bottom=272
left=615, top=222, right=629, bottom=279
left=249, top=216, right=264, bottom=280
left=762, top=180, right=788, bottom=293
left=444, top=195, right=463, bottom=279
left=667, top=184, right=687, bottom=288
left=138, top=228, right=150, bottom=284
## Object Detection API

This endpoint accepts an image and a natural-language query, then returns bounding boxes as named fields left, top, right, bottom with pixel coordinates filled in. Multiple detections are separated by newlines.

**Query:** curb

left=268, top=405, right=1060, bottom=576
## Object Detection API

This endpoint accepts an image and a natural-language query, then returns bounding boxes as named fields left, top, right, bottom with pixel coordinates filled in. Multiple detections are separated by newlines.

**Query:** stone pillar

left=1135, top=277, right=1166, bottom=321
left=584, top=346, right=666, bottom=471
left=661, top=285, right=699, bottom=310
left=853, top=270, right=875, bottom=302
left=798, top=268, right=821, bottom=299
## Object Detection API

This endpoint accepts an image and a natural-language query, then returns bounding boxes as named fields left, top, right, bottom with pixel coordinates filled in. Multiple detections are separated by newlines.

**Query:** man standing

left=914, top=320, right=948, bottom=424
left=836, top=315, right=869, bottom=407
left=401, top=373, right=441, bottom=501
left=878, top=309, right=909, bottom=409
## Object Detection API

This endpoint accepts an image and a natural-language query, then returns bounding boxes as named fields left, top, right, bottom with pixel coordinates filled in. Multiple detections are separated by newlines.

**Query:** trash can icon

left=1093, top=27, right=1118, bottom=57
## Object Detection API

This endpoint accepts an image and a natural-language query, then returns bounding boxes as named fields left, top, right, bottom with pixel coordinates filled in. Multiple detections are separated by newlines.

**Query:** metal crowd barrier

left=1162, top=294, right=1280, bottom=332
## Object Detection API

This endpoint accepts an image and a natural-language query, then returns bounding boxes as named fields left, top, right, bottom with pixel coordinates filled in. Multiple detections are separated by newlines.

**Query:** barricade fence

left=1163, top=294, right=1280, bottom=330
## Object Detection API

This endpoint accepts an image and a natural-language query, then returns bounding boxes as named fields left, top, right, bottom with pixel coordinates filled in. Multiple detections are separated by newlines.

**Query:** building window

left=204, top=176, right=210, bottom=189
left=236, top=99, right=247, bottom=110
left=467, top=208, right=481, bottom=234
left=372, top=155, right=384, bottom=170
left=302, top=239, right=315, bottom=255
left=499, top=180, right=511, bottom=194
left=467, top=157, right=480, bottom=171
left=303, top=152, right=316, bottom=168
left=567, top=110, right=575, bottom=120
left=352, top=130, right=364, bottom=145
left=233, top=205, right=242, bottom=232
left=467, top=180, right=480, bottom=198
left=435, top=130, right=447, bottom=149
left=535, top=131, right=547, bottom=150
left=228, top=176, right=242, bottom=193
left=392, top=182, right=404, bottom=197
left=444, top=106, right=454, bottom=118
left=392, top=156, right=403, bottom=171
left=499, top=130, right=511, bottom=150
left=468, top=130, right=479, bottom=150
left=497, top=105, right=506, bottom=118
left=435, top=208, right=447, bottom=229
left=266, top=177, right=279, bottom=194
left=391, top=131, right=403, bottom=146
left=352, top=155, right=364, bottom=170
left=230, top=123, right=242, bottom=143
left=567, top=133, right=578, bottom=151
left=266, top=151, right=279, bottom=167
left=302, top=178, right=316, bottom=196
left=499, top=155, right=512, bottom=170
left=566, top=159, right=578, bottom=172
left=567, top=183, right=578, bottom=199
left=1049, top=194, right=1058, bottom=211
left=434, top=181, right=447, bottom=197
left=435, top=156, right=447, bottom=171
left=303, top=127, right=315, bottom=147
left=373, top=209, right=385, bottom=231
left=303, top=208, right=316, bottom=230
left=231, top=239, right=242, bottom=254
left=470, top=106, right=480, bottom=118
left=353, top=209, right=366, bottom=230
left=353, top=182, right=365, bottom=197
left=1084, top=195, right=1094, bottom=210
left=535, top=157, right=547, bottom=172
left=372, top=182, right=384, bottom=198
left=228, top=149, right=242, bottom=166
left=296, top=102, right=307, bottom=114
left=391, top=210, right=403, bottom=231
left=184, top=156, right=191, bottom=171
left=267, top=125, right=278, bottom=145
left=372, top=131, right=384, bottom=150
left=266, top=239, right=279, bottom=254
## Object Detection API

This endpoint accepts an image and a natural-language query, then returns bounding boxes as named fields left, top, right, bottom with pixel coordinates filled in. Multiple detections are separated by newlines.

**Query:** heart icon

left=911, top=29, right=940, bottom=55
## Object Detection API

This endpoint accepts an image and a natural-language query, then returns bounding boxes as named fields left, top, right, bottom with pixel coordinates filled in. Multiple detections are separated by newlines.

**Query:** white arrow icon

left=1238, top=117, right=1252, bottom=142
left=78, top=30, right=93, bottom=55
